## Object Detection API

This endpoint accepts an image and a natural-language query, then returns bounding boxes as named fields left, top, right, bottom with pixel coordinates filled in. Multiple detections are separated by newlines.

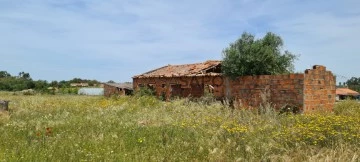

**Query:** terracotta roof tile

left=336, top=88, right=359, bottom=96
left=133, top=60, right=222, bottom=78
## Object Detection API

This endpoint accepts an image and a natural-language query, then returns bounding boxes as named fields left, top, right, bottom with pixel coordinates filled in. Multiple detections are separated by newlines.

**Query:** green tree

left=70, top=78, right=84, bottom=83
left=0, top=77, right=12, bottom=90
left=0, top=71, right=11, bottom=78
left=34, top=80, right=49, bottom=91
left=18, top=71, right=31, bottom=80
left=107, top=80, right=115, bottom=83
left=58, top=80, right=69, bottom=88
left=346, top=77, right=360, bottom=92
left=222, top=32, right=298, bottom=79
left=50, top=80, right=59, bottom=88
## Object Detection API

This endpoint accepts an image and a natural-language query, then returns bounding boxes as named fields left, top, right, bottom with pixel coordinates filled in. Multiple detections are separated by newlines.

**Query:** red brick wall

left=104, top=84, right=126, bottom=97
left=133, top=65, right=336, bottom=113
left=303, top=65, right=336, bottom=112
left=133, top=76, right=224, bottom=100
left=226, top=74, right=304, bottom=110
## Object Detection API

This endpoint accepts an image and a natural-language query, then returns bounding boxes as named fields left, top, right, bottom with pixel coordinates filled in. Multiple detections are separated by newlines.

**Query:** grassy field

left=0, top=92, right=359, bottom=161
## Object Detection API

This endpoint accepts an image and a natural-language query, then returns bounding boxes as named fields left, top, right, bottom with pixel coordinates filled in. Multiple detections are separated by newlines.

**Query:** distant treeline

left=0, top=71, right=101, bottom=93
left=339, top=77, right=360, bottom=92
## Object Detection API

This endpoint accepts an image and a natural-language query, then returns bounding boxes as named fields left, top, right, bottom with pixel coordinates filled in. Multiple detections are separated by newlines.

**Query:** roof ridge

left=133, top=60, right=222, bottom=78
left=167, top=62, right=204, bottom=67
left=163, top=60, right=221, bottom=67
left=134, top=65, right=170, bottom=77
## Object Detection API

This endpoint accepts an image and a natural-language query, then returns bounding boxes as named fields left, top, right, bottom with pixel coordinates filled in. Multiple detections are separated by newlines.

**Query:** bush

left=334, top=100, right=360, bottom=116
left=134, top=87, right=155, bottom=97
left=22, top=89, right=35, bottom=95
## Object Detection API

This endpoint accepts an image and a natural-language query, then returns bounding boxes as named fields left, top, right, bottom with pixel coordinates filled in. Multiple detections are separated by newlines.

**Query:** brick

left=134, top=64, right=335, bottom=113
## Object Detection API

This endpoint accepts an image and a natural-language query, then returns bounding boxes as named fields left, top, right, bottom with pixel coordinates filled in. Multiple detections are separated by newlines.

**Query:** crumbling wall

left=303, top=65, right=336, bottom=112
left=133, top=65, right=336, bottom=113
left=133, top=76, right=225, bottom=100
left=227, top=74, right=304, bottom=111
left=103, top=84, right=126, bottom=97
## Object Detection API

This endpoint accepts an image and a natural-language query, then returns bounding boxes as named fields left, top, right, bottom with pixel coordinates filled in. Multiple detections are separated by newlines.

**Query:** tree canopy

left=345, top=77, right=360, bottom=92
left=222, top=32, right=298, bottom=79
left=0, top=71, right=11, bottom=78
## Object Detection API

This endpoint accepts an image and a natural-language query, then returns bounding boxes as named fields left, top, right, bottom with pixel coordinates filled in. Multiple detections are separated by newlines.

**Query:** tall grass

left=0, top=92, right=359, bottom=161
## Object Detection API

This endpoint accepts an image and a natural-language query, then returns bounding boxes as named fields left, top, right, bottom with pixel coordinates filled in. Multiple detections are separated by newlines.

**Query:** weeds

left=0, top=93, right=359, bottom=161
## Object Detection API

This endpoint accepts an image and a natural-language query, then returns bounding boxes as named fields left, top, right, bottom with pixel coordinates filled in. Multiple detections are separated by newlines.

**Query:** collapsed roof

left=133, top=60, right=222, bottom=78
left=104, top=83, right=133, bottom=90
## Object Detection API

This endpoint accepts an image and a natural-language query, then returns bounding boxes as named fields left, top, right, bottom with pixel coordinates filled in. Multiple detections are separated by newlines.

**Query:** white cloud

left=271, top=11, right=360, bottom=81
left=0, top=0, right=359, bottom=82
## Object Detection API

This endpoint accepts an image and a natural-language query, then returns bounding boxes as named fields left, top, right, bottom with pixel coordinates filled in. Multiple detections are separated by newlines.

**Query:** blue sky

left=0, top=0, right=359, bottom=83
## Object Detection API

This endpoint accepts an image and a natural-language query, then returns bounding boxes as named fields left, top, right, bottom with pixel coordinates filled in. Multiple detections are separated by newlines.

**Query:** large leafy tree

left=222, top=32, right=298, bottom=78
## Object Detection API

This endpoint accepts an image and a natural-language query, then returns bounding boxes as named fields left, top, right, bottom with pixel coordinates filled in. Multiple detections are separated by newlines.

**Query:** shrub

left=334, top=100, right=360, bottom=116
left=134, top=87, right=155, bottom=97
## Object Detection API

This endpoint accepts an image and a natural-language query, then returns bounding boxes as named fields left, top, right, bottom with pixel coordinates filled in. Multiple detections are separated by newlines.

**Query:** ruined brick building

left=133, top=60, right=336, bottom=113
left=103, top=83, right=133, bottom=97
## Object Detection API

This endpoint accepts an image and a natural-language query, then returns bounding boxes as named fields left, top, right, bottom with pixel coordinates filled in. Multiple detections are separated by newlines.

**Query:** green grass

left=0, top=92, right=359, bottom=161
